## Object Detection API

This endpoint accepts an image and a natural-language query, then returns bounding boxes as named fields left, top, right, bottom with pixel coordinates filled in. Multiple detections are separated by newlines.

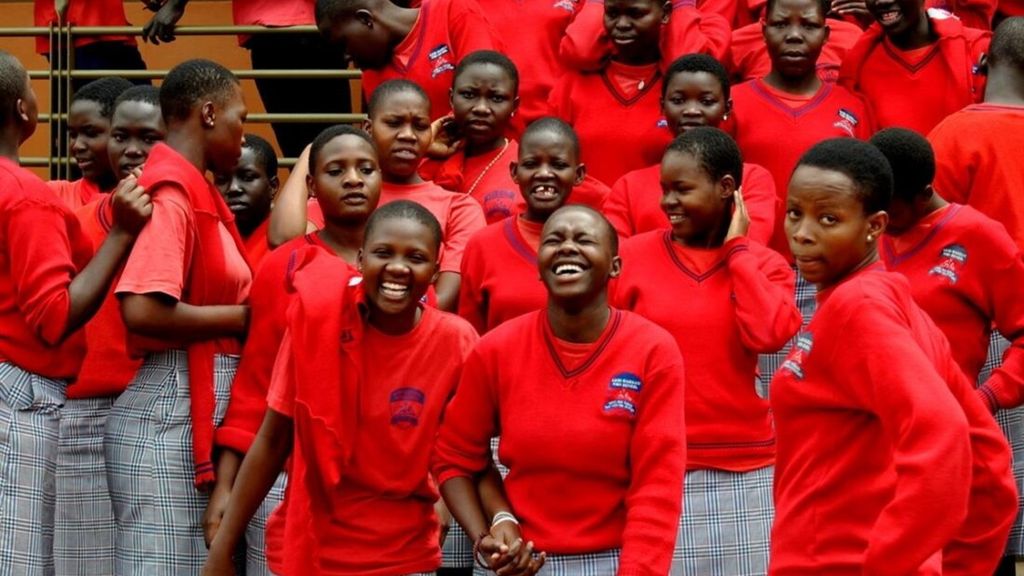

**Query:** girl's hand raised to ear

left=427, top=115, right=464, bottom=160
left=725, top=187, right=750, bottom=243
left=110, top=174, right=153, bottom=237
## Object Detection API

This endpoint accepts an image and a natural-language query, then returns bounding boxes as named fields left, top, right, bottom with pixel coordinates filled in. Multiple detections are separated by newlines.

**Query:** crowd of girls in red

left=2, top=0, right=1024, bottom=571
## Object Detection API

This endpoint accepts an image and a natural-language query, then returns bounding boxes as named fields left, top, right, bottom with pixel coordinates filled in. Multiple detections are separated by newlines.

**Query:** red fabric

left=769, top=265, right=975, bottom=575
left=46, top=178, right=102, bottom=212
left=68, top=194, right=141, bottom=398
left=1001, top=0, right=1024, bottom=15
left=550, top=64, right=666, bottom=186
left=0, top=157, right=92, bottom=379
left=926, top=0, right=996, bottom=29
left=613, top=234, right=798, bottom=470
left=604, top=162, right=776, bottom=244
left=245, top=218, right=272, bottom=272
left=34, top=0, right=134, bottom=54
left=116, top=143, right=252, bottom=488
left=361, top=0, right=497, bottom=121
left=929, top=103, right=1024, bottom=250
left=232, top=0, right=312, bottom=26
left=421, top=139, right=520, bottom=224
left=215, top=234, right=338, bottom=455
left=432, top=309, right=686, bottom=574
left=838, top=17, right=989, bottom=134
left=458, top=217, right=546, bottom=334
left=731, top=79, right=873, bottom=258
left=559, top=0, right=731, bottom=72
left=265, top=246, right=478, bottom=575
left=728, top=19, right=864, bottom=84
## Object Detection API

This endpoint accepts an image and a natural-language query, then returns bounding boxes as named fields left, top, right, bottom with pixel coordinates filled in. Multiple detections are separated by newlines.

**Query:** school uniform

left=433, top=308, right=687, bottom=575
left=421, top=140, right=520, bottom=224
left=926, top=0, right=997, bottom=29
left=550, top=63, right=667, bottom=186
left=216, top=234, right=336, bottom=575
left=839, top=16, right=990, bottom=135
left=46, top=178, right=103, bottom=211
left=928, top=103, right=1024, bottom=250
left=770, top=264, right=977, bottom=575
left=613, top=233, right=800, bottom=575
left=728, top=19, right=864, bottom=83
left=731, top=78, right=873, bottom=259
left=106, top=143, right=252, bottom=574
left=0, top=157, right=94, bottom=575
left=361, top=0, right=497, bottom=121
left=244, top=218, right=272, bottom=271
left=52, top=194, right=142, bottom=576
left=603, top=162, right=777, bottom=244
left=264, top=246, right=477, bottom=575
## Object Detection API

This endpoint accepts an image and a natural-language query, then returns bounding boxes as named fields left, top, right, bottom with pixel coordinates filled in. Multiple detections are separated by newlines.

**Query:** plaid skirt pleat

left=0, top=362, right=65, bottom=576
left=104, top=350, right=235, bottom=575
left=978, top=332, right=1024, bottom=556
left=758, top=269, right=816, bottom=397
left=244, top=471, right=287, bottom=575
left=672, top=466, right=774, bottom=576
left=54, top=395, right=117, bottom=575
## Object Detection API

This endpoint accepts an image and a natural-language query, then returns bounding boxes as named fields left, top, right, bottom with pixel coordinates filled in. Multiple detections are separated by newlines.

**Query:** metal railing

left=3, top=23, right=365, bottom=173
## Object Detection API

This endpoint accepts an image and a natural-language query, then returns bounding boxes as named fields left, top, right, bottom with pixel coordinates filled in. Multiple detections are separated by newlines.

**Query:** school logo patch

left=929, top=243, right=968, bottom=284
left=484, top=189, right=517, bottom=222
left=389, top=387, right=426, bottom=428
left=834, top=108, right=859, bottom=137
left=429, top=43, right=455, bottom=79
left=779, top=332, right=813, bottom=380
left=553, top=0, right=578, bottom=12
left=603, top=372, right=643, bottom=418
left=656, top=117, right=669, bottom=129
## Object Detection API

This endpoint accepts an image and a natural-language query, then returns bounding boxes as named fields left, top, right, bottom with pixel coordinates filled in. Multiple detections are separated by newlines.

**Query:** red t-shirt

left=361, top=0, right=497, bottom=121
left=433, top=309, right=686, bottom=575
left=550, top=62, right=667, bottom=187
left=729, top=19, right=864, bottom=84
left=0, top=157, right=93, bottom=379
left=770, top=266, right=975, bottom=575
left=46, top=178, right=102, bottom=212
left=421, top=139, right=520, bottom=224
left=232, top=0, right=312, bottom=26
left=603, top=162, right=777, bottom=245
left=69, top=193, right=141, bottom=398
left=929, top=103, right=1024, bottom=250
left=245, top=218, right=272, bottom=272
left=731, top=79, right=873, bottom=257
left=613, top=234, right=798, bottom=470
left=34, top=0, right=134, bottom=54
left=265, top=306, right=479, bottom=575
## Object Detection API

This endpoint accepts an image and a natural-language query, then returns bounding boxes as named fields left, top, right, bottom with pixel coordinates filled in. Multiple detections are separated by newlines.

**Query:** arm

left=437, top=196, right=486, bottom=310
left=739, top=164, right=777, bottom=246
left=268, top=145, right=314, bottom=248
left=457, top=238, right=489, bottom=334
left=660, top=0, right=733, bottom=63
left=974, top=239, right=1024, bottom=411
left=142, top=0, right=189, bottom=44
left=559, top=1, right=613, bottom=72
left=204, top=409, right=293, bottom=575
left=725, top=240, right=801, bottom=352
left=603, top=175, right=637, bottom=238
left=121, top=294, right=248, bottom=341
left=927, top=123, right=973, bottom=205
left=202, top=449, right=243, bottom=547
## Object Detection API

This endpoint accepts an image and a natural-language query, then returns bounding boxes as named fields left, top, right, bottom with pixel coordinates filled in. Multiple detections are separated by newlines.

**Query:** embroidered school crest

left=833, top=108, right=859, bottom=137
left=929, top=243, right=968, bottom=284
left=779, top=332, right=814, bottom=380
left=428, top=44, right=455, bottom=79
left=553, top=0, right=577, bottom=11
left=603, top=372, right=643, bottom=418
left=389, top=387, right=426, bottom=428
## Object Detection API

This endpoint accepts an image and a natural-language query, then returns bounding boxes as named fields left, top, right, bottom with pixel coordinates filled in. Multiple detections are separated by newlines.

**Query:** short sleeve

left=115, top=185, right=191, bottom=299
left=266, top=330, right=297, bottom=417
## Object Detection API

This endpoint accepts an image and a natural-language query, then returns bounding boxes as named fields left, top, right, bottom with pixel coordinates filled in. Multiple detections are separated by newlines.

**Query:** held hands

left=427, top=115, right=463, bottom=160
left=724, top=187, right=749, bottom=243
left=110, top=172, right=153, bottom=237
left=200, top=548, right=236, bottom=576
left=201, top=483, right=232, bottom=549
left=477, top=515, right=547, bottom=576
left=142, top=0, right=187, bottom=44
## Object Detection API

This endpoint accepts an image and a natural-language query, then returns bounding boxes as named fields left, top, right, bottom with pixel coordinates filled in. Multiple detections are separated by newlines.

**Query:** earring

left=867, top=234, right=875, bottom=242
left=722, top=113, right=729, bottom=120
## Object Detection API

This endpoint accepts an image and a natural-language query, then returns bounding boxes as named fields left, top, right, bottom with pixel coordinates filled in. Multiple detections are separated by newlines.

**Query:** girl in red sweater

left=214, top=133, right=279, bottom=269
left=204, top=200, right=478, bottom=576
left=434, top=205, right=687, bottom=576
left=612, top=127, right=800, bottom=575
left=205, top=125, right=383, bottom=576
left=770, top=137, right=984, bottom=575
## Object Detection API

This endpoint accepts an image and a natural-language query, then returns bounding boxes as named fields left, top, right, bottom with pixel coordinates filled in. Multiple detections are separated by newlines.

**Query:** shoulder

left=615, top=309, right=684, bottom=365
left=822, top=270, right=907, bottom=323
left=742, top=162, right=773, bottom=182
left=255, top=235, right=326, bottom=285
left=426, top=306, right=481, bottom=349
left=0, top=162, right=72, bottom=215
left=949, top=205, right=1019, bottom=258
left=731, top=79, right=758, bottom=100
left=477, top=309, right=540, bottom=350
left=467, top=218, right=510, bottom=248
left=621, top=229, right=666, bottom=257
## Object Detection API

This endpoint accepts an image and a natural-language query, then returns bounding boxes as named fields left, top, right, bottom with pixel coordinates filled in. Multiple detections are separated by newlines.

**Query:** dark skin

left=660, top=149, right=748, bottom=249
left=448, top=63, right=519, bottom=157
left=604, top=0, right=671, bottom=65
left=120, top=83, right=250, bottom=342
left=883, top=185, right=947, bottom=236
left=864, top=0, right=935, bottom=49
left=201, top=134, right=383, bottom=549
left=763, top=0, right=831, bottom=95
left=661, top=70, right=732, bottom=136
left=512, top=130, right=585, bottom=223
left=68, top=99, right=118, bottom=191
left=107, top=99, right=166, bottom=180
left=214, top=146, right=279, bottom=238
left=981, top=53, right=1024, bottom=106
left=317, top=0, right=419, bottom=70
left=0, top=67, right=151, bottom=341
left=202, top=217, right=441, bottom=576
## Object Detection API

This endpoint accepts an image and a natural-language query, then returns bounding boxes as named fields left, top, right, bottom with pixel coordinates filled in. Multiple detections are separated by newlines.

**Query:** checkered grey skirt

left=758, top=269, right=816, bottom=397
left=0, top=362, right=65, bottom=576
left=443, top=437, right=509, bottom=568
left=55, top=395, right=117, bottom=576
left=473, top=549, right=620, bottom=576
left=104, top=350, right=235, bottom=575
left=245, top=471, right=287, bottom=575
left=672, top=466, right=774, bottom=576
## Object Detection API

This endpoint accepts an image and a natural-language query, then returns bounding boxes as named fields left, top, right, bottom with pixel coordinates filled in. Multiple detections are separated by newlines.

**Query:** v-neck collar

left=541, top=308, right=622, bottom=379
left=881, top=204, right=960, bottom=266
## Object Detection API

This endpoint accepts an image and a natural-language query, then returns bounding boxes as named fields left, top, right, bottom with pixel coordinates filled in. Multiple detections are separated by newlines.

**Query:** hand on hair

left=828, top=0, right=873, bottom=28
left=427, top=115, right=463, bottom=160
left=725, top=187, right=750, bottom=242
left=480, top=522, right=548, bottom=576
left=110, top=174, right=152, bottom=236
left=142, top=0, right=187, bottom=44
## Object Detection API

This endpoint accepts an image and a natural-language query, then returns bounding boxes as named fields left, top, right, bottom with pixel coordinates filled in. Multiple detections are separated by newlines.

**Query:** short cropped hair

left=308, top=124, right=375, bottom=173
left=364, top=198, right=443, bottom=252
left=114, top=85, right=161, bottom=109
left=366, top=79, right=430, bottom=118
left=241, top=133, right=278, bottom=176
left=990, top=17, right=1024, bottom=71
left=72, top=77, right=133, bottom=118
left=159, top=59, right=239, bottom=123
left=454, top=50, right=520, bottom=94
left=869, top=128, right=935, bottom=203
left=0, top=50, right=28, bottom=125
left=796, top=138, right=893, bottom=214
left=544, top=204, right=619, bottom=255
left=665, top=127, right=743, bottom=188
left=522, top=116, right=581, bottom=159
left=663, top=54, right=731, bottom=100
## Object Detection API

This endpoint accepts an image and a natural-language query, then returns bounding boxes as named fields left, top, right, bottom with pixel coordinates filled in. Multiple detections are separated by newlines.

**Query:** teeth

left=554, top=264, right=584, bottom=276
left=381, top=282, right=409, bottom=297
left=668, top=214, right=685, bottom=223
left=533, top=185, right=558, bottom=198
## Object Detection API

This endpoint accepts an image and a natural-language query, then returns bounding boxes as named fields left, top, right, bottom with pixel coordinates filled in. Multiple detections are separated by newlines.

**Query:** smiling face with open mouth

left=359, top=215, right=440, bottom=326
left=866, top=0, right=924, bottom=38
left=538, top=206, right=622, bottom=307
left=512, top=127, right=585, bottom=223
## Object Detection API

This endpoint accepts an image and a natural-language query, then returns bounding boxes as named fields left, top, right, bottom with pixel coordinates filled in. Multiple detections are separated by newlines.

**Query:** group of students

left=2, top=0, right=1024, bottom=572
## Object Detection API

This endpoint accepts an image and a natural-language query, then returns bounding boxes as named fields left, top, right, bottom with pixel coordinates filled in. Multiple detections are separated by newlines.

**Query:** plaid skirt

left=245, top=471, right=287, bottom=575
left=0, top=362, right=65, bottom=576
left=443, top=437, right=509, bottom=568
left=672, top=466, right=774, bottom=576
left=55, top=395, right=117, bottom=576
left=473, top=549, right=620, bottom=576
left=758, top=269, right=816, bottom=397
left=104, top=350, right=235, bottom=575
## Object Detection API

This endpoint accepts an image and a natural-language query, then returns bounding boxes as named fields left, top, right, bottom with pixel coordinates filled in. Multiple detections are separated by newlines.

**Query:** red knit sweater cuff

left=214, top=427, right=256, bottom=455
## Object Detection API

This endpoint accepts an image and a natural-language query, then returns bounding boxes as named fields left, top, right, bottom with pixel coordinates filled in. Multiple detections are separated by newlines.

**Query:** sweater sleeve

left=975, top=238, right=1024, bottom=411
left=836, top=297, right=972, bottom=575
left=6, top=200, right=79, bottom=346
left=928, top=120, right=973, bottom=205
left=660, top=0, right=732, bottom=62
left=432, top=345, right=501, bottom=485
left=447, top=0, right=498, bottom=56
left=604, top=175, right=637, bottom=238
left=741, top=164, right=777, bottom=246
left=440, top=194, right=486, bottom=274
left=456, top=236, right=489, bottom=334
left=559, top=0, right=612, bottom=72
left=617, top=346, right=686, bottom=575
left=725, top=239, right=801, bottom=353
